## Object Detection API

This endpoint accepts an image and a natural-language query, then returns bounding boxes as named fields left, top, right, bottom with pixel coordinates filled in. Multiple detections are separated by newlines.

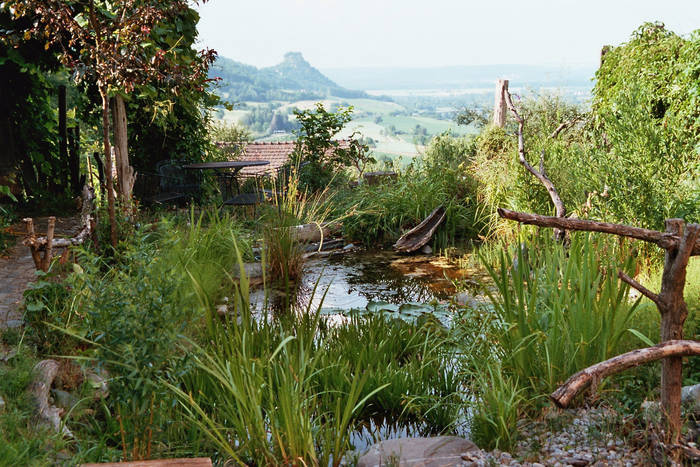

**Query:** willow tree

left=9, top=0, right=216, bottom=246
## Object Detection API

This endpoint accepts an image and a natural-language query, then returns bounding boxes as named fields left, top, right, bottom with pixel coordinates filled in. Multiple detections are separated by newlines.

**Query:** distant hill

left=210, top=52, right=369, bottom=102
left=321, top=64, right=595, bottom=91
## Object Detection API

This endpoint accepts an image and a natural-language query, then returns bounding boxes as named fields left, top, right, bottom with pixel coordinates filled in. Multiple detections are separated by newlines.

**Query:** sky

left=195, top=0, right=699, bottom=69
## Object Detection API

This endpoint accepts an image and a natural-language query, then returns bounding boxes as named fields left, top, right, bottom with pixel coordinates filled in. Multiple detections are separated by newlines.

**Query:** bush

left=341, top=133, right=484, bottom=247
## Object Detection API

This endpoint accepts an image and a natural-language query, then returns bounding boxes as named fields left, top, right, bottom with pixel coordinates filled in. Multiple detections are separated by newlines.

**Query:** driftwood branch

left=497, top=208, right=700, bottom=256
left=618, top=271, right=661, bottom=307
left=551, top=340, right=700, bottom=408
left=504, top=90, right=566, bottom=240
left=29, top=360, right=73, bottom=438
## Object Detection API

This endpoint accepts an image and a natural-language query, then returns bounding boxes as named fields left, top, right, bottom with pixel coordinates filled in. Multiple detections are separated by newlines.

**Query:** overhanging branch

left=497, top=208, right=700, bottom=256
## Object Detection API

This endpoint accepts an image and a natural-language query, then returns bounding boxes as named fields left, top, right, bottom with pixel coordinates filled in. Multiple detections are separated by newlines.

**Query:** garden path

left=0, top=216, right=80, bottom=329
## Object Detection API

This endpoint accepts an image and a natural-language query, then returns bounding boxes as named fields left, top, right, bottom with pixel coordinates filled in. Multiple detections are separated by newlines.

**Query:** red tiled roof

left=234, top=140, right=350, bottom=177
left=238, top=142, right=296, bottom=177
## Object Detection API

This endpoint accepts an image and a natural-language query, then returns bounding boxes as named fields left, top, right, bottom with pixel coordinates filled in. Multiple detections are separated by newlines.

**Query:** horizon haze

left=196, top=0, right=699, bottom=69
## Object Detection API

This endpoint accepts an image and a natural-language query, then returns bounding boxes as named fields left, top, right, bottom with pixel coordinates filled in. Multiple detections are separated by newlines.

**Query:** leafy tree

left=9, top=0, right=216, bottom=246
left=292, top=103, right=374, bottom=190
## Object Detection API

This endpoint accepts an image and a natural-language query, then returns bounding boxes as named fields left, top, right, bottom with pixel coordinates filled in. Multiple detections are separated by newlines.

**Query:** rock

left=85, top=371, right=109, bottom=399
left=357, top=436, right=480, bottom=467
left=561, top=457, right=589, bottom=466
left=421, top=245, right=433, bottom=255
left=232, top=262, right=263, bottom=279
left=51, top=389, right=79, bottom=410
left=453, top=292, right=479, bottom=308
left=682, top=384, right=700, bottom=412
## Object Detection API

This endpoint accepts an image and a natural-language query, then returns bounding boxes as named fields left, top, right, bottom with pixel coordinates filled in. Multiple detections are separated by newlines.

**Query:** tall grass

left=172, top=252, right=464, bottom=465
left=479, top=233, right=644, bottom=398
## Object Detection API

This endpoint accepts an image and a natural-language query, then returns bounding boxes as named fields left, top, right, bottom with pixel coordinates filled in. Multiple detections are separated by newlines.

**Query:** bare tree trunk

left=492, top=79, right=508, bottom=128
left=112, top=95, right=135, bottom=202
left=658, top=219, right=698, bottom=445
left=100, top=87, right=117, bottom=247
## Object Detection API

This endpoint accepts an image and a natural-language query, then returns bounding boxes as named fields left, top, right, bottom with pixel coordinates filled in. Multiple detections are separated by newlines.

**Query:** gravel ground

left=463, top=407, right=650, bottom=466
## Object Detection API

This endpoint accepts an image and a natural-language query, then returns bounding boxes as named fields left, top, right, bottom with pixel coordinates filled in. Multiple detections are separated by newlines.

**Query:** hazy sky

left=196, top=0, right=699, bottom=69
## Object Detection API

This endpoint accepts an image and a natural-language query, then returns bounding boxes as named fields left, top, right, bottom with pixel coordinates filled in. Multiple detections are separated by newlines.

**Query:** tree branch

left=497, top=208, right=700, bottom=256
left=618, top=270, right=661, bottom=307
left=551, top=340, right=700, bottom=408
left=550, top=117, right=581, bottom=139
left=503, top=90, right=566, bottom=240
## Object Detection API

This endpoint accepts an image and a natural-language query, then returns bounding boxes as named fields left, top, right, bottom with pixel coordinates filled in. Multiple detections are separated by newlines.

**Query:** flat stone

left=357, top=436, right=480, bottom=467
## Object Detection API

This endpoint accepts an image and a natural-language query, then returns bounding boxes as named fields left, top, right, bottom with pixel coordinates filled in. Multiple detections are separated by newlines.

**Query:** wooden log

left=497, top=208, right=700, bottom=256
left=81, top=458, right=212, bottom=467
left=550, top=340, right=700, bottom=408
left=23, top=218, right=42, bottom=269
left=42, top=216, right=56, bottom=272
left=658, top=221, right=699, bottom=444
left=29, top=359, right=72, bottom=437
left=492, top=79, right=508, bottom=128
left=394, top=206, right=446, bottom=253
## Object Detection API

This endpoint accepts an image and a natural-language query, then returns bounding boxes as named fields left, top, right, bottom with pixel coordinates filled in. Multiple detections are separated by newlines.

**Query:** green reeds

left=479, top=232, right=644, bottom=398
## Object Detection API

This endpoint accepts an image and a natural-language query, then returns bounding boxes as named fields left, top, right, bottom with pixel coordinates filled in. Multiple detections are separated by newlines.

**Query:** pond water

left=249, top=249, right=483, bottom=313
left=247, top=249, right=483, bottom=454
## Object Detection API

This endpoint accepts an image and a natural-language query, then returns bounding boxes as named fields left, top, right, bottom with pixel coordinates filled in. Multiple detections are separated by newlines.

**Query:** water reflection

left=250, top=250, right=474, bottom=313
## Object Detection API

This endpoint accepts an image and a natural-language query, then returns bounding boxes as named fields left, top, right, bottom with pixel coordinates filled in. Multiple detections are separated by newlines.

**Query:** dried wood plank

left=394, top=206, right=446, bottom=253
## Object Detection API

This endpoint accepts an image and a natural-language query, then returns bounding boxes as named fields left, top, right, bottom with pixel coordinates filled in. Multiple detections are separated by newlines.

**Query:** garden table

left=184, top=160, right=270, bottom=202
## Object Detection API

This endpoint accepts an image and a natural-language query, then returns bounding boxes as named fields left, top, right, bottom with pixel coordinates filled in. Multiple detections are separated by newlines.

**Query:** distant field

left=213, top=94, right=474, bottom=157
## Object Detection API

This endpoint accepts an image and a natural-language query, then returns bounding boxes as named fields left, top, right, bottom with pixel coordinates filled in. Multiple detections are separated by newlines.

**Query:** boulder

left=357, top=436, right=481, bottom=467
left=682, top=384, right=700, bottom=416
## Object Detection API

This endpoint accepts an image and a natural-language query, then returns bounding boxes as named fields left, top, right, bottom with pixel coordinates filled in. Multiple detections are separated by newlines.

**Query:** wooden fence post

left=493, top=79, right=509, bottom=128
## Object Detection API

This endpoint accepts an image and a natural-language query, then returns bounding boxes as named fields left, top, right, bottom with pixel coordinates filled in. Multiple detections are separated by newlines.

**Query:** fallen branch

left=497, top=208, right=700, bottom=255
left=551, top=340, right=700, bottom=408
left=29, top=359, right=73, bottom=438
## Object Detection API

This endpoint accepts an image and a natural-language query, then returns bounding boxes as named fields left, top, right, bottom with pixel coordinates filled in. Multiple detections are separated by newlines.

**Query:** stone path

left=0, top=238, right=36, bottom=329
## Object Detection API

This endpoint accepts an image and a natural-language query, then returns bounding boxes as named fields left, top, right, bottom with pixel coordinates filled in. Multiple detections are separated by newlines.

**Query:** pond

left=249, top=249, right=485, bottom=314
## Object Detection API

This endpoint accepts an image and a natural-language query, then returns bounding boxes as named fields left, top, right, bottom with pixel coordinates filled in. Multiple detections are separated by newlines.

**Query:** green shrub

left=341, top=133, right=484, bottom=247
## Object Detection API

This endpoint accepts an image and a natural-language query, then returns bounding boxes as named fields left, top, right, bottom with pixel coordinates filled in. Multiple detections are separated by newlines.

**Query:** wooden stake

left=493, top=79, right=508, bottom=128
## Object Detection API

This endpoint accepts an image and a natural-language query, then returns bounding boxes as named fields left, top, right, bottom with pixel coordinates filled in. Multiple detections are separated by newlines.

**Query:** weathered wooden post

left=498, top=208, right=700, bottom=459
left=493, top=79, right=509, bottom=128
